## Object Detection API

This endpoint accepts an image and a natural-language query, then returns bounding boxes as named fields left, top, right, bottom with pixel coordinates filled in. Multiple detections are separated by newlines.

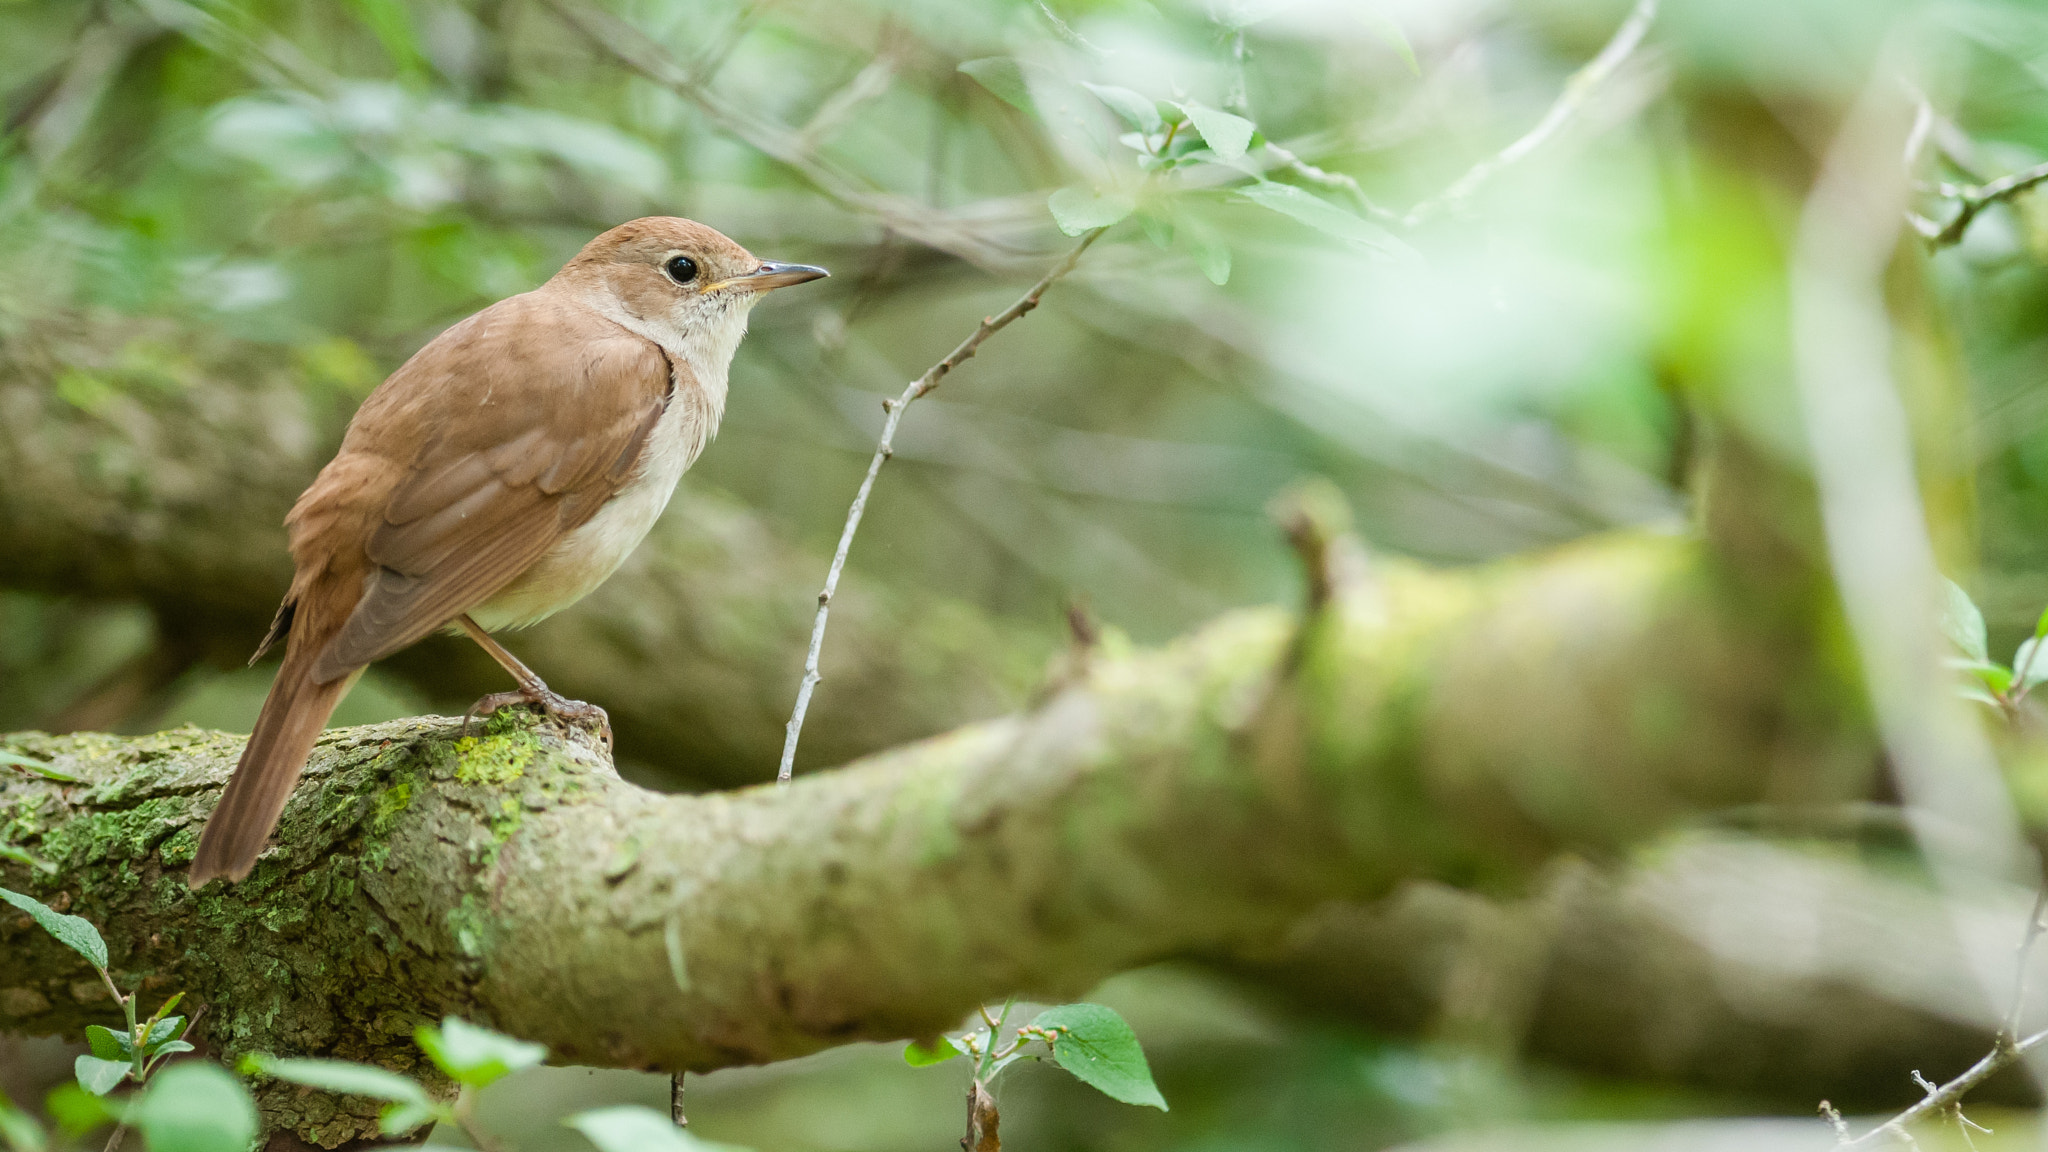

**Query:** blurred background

left=9, top=0, right=2048, bottom=1147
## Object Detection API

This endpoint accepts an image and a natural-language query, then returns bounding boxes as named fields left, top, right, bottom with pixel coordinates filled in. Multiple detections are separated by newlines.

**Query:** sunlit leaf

left=1944, top=578, right=1990, bottom=663
left=0, top=845, right=53, bottom=875
left=132, top=1063, right=258, bottom=1152
left=1367, top=15, right=1421, bottom=76
left=959, top=58, right=1034, bottom=113
left=244, top=1055, right=431, bottom=1106
left=0, top=1089, right=43, bottom=1152
left=904, top=1037, right=964, bottom=1067
left=0, top=750, right=79, bottom=782
left=1234, top=182, right=1411, bottom=258
left=2017, top=638, right=2048, bottom=691
left=414, top=1018, right=545, bottom=1088
left=72, top=1057, right=127, bottom=1097
left=1187, top=232, right=1231, bottom=285
left=380, top=1101, right=440, bottom=1136
left=1179, top=102, right=1255, bottom=162
left=1032, top=1004, right=1167, bottom=1110
left=0, top=888, right=107, bottom=971
left=1049, top=187, right=1136, bottom=236
left=1083, top=84, right=1162, bottom=133
left=567, top=1105, right=755, bottom=1152
left=41, top=1085, right=117, bottom=1139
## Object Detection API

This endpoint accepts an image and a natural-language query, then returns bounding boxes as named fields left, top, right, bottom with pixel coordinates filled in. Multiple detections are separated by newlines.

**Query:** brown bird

left=187, top=217, right=826, bottom=887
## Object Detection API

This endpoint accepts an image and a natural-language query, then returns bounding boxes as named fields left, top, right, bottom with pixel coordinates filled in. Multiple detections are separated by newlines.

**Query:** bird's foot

left=464, top=684, right=612, bottom=751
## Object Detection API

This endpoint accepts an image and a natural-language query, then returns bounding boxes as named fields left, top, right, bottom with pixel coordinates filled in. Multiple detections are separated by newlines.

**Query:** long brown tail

left=188, top=650, right=356, bottom=887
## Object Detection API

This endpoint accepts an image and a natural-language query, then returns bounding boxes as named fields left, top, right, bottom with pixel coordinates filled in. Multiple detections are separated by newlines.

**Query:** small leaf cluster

left=0, top=887, right=744, bottom=1152
left=0, top=886, right=245, bottom=1152
left=904, top=999, right=1168, bottom=1112
left=959, top=49, right=1405, bottom=283
left=1943, top=579, right=2048, bottom=718
left=249, top=1020, right=748, bottom=1152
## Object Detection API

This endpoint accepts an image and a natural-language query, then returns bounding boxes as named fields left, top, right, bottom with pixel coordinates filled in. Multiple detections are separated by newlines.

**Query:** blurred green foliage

left=15, top=0, right=2048, bottom=1147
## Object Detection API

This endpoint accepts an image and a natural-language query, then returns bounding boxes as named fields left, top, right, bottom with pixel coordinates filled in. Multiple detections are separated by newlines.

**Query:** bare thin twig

left=1261, top=140, right=1400, bottom=223
left=1403, top=0, right=1659, bottom=226
left=1911, top=159, right=2048, bottom=248
left=776, top=229, right=1106, bottom=782
left=1841, top=1028, right=2048, bottom=1147
left=2003, top=888, right=2048, bottom=1041
left=540, top=0, right=1030, bottom=267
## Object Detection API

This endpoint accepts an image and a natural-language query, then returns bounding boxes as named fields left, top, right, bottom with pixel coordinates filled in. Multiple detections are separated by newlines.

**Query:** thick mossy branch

left=1, top=532, right=1866, bottom=1138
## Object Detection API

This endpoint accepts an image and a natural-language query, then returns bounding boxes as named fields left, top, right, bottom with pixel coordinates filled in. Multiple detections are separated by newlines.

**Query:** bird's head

left=554, top=216, right=827, bottom=349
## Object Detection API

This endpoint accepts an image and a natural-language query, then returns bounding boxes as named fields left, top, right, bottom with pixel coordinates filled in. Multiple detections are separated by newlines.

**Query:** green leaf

left=1975, top=664, right=2014, bottom=695
left=1944, top=578, right=1990, bottom=663
left=1188, top=234, right=1231, bottom=285
left=2017, top=638, right=2048, bottom=691
left=0, top=888, right=108, bottom=970
left=243, top=1055, right=431, bottom=1106
left=379, top=1101, right=440, bottom=1137
left=566, top=1105, right=756, bottom=1152
left=2033, top=602, right=2048, bottom=642
left=1179, top=102, right=1255, bottom=161
left=1048, top=187, right=1136, bottom=236
left=84, top=1026, right=132, bottom=1063
left=0, top=1089, right=45, bottom=1152
left=0, top=750, right=79, bottom=782
left=148, top=1041, right=197, bottom=1061
left=1033, top=1004, right=1167, bottom=1110
left=1234, top=182, right=1412, bottom=258
left=132, top=1063, right=258, bottom=1152
left=1367, top=15, right=1421, bottom=76
left=414, top=1018, right=545, bottom=1088
left=41, top=1085, right=119, bottom=1138
left=72, top=1056, right=128, bottom=1097
left=903, top=1037, right=963, bottom=1067
left=1083, top=84, right=1162, bottom=132
left=0, top=845, right=55, bottom=875
left=1138, top=211, right=1174, bottom=249
left=959, top=58, right=1033, bottom=113
left=142, top=1016, right=188, bottom=1053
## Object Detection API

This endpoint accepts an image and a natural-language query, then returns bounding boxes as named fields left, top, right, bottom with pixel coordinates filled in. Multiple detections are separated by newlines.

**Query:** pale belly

left=466, top=391, right=709, bottom=632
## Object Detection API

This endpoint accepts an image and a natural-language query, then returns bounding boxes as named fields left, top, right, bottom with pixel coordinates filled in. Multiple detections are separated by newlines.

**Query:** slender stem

left=775, top=229, right=1105, bottom=782
left=2004, top=890, right=2048, bottom=1043
left=101, top=1123, right=127, bottom=1152
left=1404, top=0, right=1659, bottom=226
left=1842, top=1027, right=2048, bottom=1147
left=1920, top=159, right=2048, bottom=249
left=670, top=1071, right=686, bottom=1127
left=451, top=1086, right=503, bottom=1152
left=975, top=998, right=1016, bottom=1083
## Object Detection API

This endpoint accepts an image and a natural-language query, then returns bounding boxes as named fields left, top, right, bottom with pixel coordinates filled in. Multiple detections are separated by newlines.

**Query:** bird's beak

left=731, top=261, right=830, bottom=292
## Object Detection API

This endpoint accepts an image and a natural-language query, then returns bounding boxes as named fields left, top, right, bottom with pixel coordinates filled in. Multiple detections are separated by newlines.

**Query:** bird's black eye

left=664, top=255, right=699, bottom=285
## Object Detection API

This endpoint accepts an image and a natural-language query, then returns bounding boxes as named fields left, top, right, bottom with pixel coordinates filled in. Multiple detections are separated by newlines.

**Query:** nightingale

left=187, top=217, right=826, bottom=887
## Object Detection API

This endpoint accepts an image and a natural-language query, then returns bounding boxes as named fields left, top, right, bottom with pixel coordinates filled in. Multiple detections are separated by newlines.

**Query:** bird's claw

left=463, top=685, right=613, bottom=751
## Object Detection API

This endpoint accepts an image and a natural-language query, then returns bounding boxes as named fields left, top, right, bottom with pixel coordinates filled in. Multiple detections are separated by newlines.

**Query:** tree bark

left=2, top=530, right=1880, bottom=1144
left=0, top=305, right=1046, bottom=786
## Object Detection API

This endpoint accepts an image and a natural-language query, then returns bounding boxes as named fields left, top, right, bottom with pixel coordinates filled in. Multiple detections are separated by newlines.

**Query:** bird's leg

left=456, top=615, right=612, bottom=750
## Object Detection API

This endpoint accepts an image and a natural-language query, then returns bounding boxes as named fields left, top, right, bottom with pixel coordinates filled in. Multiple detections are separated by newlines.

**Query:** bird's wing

left=306, top=293, right=672, bottom=683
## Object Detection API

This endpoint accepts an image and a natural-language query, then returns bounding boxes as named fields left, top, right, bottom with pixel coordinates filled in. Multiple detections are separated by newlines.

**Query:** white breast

left=468, top=292, right=754, bottom=632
